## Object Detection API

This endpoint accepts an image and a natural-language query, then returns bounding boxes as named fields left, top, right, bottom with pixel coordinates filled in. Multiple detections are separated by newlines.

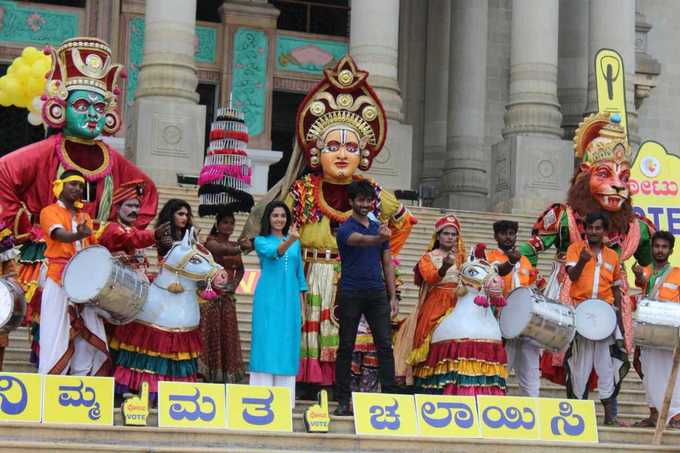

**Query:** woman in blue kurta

left=250, top=201, right=307, bottom=406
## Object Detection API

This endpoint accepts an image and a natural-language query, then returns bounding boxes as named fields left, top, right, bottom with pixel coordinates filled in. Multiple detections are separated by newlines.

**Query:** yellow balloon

left=31, top=58, right=51, bottom=78
left=21, top=47, right=41, bottom=64
left=0, top=92, right=11, bottom=107
left=14, top=61, right=31, bottom=80
left=27, top=77, right=45, bottom=95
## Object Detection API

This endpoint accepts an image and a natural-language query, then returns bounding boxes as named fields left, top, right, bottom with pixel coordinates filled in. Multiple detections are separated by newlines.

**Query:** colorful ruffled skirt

left=110, top=321, right=202, bottom=398
left=414, top=339, right=508, bottom=395
left=18, top=240, right=45, bottom=367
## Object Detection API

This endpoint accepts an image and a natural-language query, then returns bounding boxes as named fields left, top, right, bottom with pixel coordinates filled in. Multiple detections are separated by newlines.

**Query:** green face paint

left=63, top=89, right=107, bottom=139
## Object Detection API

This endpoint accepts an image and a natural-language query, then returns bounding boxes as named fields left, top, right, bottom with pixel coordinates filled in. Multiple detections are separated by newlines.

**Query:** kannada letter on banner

left=414, top=394, right=480, bottom=438
left=43, top=375, right=113, bottom=425
left=158, top=381, right=227, bottom=429
left=0, top=372, right=42, bottom=423
left=537, top=398, right=598, bottom=443
left=353, top=393, right=418, bottom=437
left=629, top=141, right=680, bottom=271
left=477, top=395, right=540, bottom=441
left=226, top=384, right=292, bottom=432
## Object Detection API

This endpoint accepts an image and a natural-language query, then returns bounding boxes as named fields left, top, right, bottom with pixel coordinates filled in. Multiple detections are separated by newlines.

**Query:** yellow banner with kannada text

left=158, top=381, right=226, bottom=429
left=43, top=375, right=113, bottom=425
left=414, top=394, right=480, bottom=438
left=226, top=383, right=292, bottom=432
left=0, top=372, right=42, bottom=423
left=352, top=393, right=418, bottom=437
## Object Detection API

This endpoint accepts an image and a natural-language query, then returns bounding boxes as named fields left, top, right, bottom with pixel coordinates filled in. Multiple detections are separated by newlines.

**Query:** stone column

left=420, top=0, right=450, bottom=201
left=219, top=0, right=281, bottom=193
left=557, top=0, right=589, bottom=140
left=585, top=0, right=638, bottom=144
left=126, top=0, right=206, bottom=184
left=490, top=0, right=573, bottom=213
left=437, top=0, right=488, bottom=210
left=351, top=0, right=413, bottom=190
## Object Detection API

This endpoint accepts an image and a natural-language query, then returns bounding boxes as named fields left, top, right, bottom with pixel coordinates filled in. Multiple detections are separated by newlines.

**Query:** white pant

left=567, top=331, right=621, bottom=400
left=506, top=337, right=542, bottom=397
left=249, top=372, right=296, bottom=408
left=38, top=278, right=108, bottom=375
left=641, top=346, right=680, bottom=421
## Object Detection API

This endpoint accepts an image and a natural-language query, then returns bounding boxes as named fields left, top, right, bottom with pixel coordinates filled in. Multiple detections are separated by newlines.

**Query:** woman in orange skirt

left=406, top=215, right=466, bottom=389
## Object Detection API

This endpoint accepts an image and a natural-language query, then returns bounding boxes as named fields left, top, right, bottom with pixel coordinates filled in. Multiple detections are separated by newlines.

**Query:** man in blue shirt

left=334, top=179, right=398, bottom=416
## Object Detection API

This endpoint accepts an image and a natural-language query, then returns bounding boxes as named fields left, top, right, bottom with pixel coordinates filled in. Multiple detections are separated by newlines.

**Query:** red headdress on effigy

left=295, top=55, right=387, bottom=171
left=41, top=37, right=126, bottom=134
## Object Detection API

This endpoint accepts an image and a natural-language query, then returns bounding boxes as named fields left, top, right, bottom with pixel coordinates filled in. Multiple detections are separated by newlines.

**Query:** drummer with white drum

left=565, top=212, right=628, bottom=426
left=632, top=230, right=680, bottom=429
left=38, top=170, right=107, bottom=376
left=487, top=220, right=540, bottom=397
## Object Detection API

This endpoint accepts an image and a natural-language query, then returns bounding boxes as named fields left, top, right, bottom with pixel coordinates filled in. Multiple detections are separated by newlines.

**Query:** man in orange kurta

left=486, top=220, right=538, bottom=396
left=633, top=230, right=680, bottom=428
left=565, top=212, right=626, bottom=426
left=38, top=170, right=108, bottom=375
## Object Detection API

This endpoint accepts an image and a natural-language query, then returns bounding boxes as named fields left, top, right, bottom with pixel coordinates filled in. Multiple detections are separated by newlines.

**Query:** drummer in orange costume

left=565, top=211, right=627, bottom=426
left=632, top=230, right=680, bottom=429
left=486, top=220, right=539, bottom=396
left=39, top=170, right=108, bottom=376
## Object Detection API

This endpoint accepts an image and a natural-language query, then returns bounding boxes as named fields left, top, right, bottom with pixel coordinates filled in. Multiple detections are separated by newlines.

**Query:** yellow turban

left=53, top=175, right=86, bottom=209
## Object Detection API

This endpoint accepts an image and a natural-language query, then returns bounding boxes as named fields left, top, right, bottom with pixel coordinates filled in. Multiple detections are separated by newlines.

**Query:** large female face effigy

left=295, top=56, right=386, bottom=183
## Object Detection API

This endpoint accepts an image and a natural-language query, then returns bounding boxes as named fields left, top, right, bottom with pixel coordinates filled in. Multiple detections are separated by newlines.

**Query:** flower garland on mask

left=289, top=174, right=382, bottom=226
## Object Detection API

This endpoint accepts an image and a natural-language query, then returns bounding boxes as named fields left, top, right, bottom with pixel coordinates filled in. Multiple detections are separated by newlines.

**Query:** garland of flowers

left=290, top=174, right=383, bottom=226
left=54, top=133, right=113, bottom=182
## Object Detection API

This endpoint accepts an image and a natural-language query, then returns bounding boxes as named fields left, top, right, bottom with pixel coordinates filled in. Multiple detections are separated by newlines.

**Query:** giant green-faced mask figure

left=62, top=90, right=107, bottom=139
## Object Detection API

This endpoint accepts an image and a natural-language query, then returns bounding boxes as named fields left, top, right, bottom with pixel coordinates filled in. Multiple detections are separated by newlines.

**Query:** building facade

left=0, top=0, right=677, bottom=214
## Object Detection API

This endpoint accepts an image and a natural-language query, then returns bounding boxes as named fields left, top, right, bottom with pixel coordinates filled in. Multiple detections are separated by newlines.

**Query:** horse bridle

left=161, top=245, right=220, bottom=281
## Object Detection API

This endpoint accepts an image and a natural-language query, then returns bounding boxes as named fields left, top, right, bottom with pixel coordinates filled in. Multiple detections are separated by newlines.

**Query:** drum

left=0, top=278, right=26, bottom=333
left=574, top=299, right=617, bottom=341
left=633, top=299, right=680, bottom=350
left=500, top=286, right=576, bottom=352
left=63, top=246, right=148, bottom=325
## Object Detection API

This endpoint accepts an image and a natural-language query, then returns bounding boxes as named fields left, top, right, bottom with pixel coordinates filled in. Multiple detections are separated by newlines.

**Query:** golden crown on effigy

left=42, top=37, right=126, bottom=134
left=295, top=55, right=387, bottom=171
left=573, top=112, right=631, bottom=166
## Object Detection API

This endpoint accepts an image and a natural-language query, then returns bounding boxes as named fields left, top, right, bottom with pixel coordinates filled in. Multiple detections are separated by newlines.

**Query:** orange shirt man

left=488, top=220, right=539, bottom=397
left=37, top=170, right=108, bottom=376
left=564, top=212, right=625, bottom=426
left=633, top=230, right=680, bottom=428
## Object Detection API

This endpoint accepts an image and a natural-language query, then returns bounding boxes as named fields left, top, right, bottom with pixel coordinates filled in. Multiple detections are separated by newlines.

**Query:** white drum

left=633, top=299, right=680, bottom=350
left=574, top=299, right=617, bottom=341
left=0, top=278, right=26, bottom=333
left=63, top=246, right=148, bottom=325
left=500, top=287, right=576, bottom=352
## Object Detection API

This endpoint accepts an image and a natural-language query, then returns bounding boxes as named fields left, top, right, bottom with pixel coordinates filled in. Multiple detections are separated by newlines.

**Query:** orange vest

left=566, top=241, right=622, bottom=304
left=39, top=202, right=95, bottom=284
left=641, top=264, right=680, bottom=303
left=485, top=248, right=534, bottom=297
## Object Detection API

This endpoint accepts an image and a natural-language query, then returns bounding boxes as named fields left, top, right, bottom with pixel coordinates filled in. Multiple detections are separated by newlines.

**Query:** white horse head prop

left=135, top=228, right=222, bottom=329
left=457, top=259, right=505, bottom=308
left=431, top=251, right=505, bottom=343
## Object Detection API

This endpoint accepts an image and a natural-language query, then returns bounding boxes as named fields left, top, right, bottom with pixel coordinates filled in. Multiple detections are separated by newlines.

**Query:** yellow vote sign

left=158, top=381, right=226, bottom=429
left=226, top=384, right=292, bottom=432
left=595, top=48, right=628, bottom=136
left=415, top=394, right=479, bottom=438
left=353, top=393, right=418, bottom=437
left=538, top=398, right=598, bottom=443
left=629, top=141, right=680, bottom=269
left=0, top=372, right=42, bottom=423
left=43, top=375, right=113, bottom=425
left=477, top=395, right=540, bottom=440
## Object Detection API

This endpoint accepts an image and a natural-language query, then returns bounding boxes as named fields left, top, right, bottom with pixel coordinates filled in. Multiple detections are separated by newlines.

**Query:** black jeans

left=334, top=289, right=396, bottom=404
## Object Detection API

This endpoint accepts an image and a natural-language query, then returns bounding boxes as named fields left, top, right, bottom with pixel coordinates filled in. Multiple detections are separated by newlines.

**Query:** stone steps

left=0, top=421, right=678, bottom=452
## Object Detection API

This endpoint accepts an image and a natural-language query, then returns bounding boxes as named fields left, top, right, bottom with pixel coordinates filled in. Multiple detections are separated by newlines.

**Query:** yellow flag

left=595, top=48, right=628, bottom=137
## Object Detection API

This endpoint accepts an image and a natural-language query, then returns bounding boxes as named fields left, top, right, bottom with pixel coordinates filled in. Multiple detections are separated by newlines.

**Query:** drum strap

left=590, top=249, right=603, bottom=299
